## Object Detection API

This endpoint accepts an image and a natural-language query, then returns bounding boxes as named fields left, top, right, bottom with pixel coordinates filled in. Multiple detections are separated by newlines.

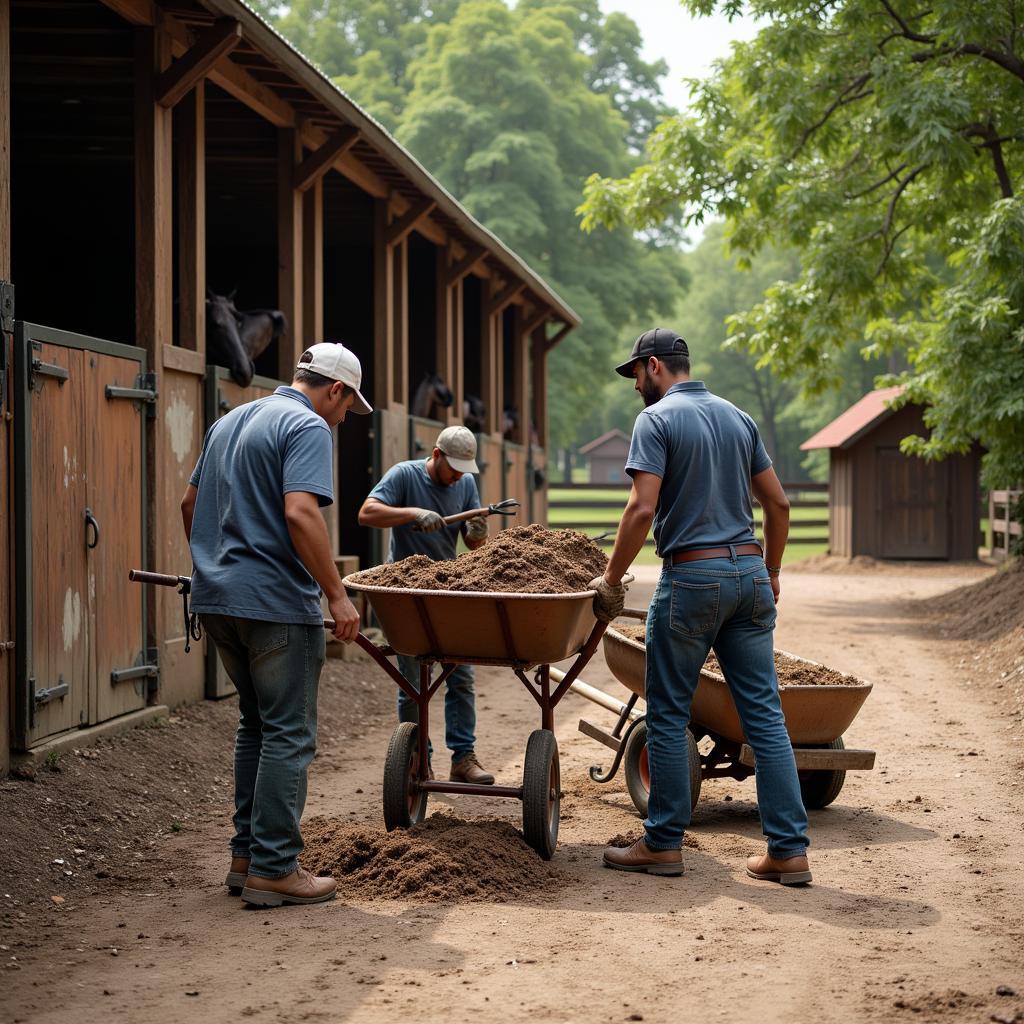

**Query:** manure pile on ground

left=300, top=812, right=562, bottom=902
left=928, top=559, right=1024, bottom=642
left=612, top=624, right=861, bottom=686
left=351, top=524, right=607, bottom=594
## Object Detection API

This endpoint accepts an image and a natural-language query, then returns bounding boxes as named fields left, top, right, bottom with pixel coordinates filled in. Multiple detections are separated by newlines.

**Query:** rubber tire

left=798, top=736, right=847, bottom=809
left=623, top=721, right=701, bottom=819
left=522, top=729, right=560, bottom=860
left=383, top=722, right=428, bottom=831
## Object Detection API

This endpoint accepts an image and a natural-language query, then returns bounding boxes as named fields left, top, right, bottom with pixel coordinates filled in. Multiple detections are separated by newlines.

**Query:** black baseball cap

left=615, top=327, right=689, bottom=377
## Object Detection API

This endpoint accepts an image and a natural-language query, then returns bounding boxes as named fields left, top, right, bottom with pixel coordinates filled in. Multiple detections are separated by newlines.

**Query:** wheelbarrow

left=563, top=608, right=876, bottom=818
left=341, top=572, right=621, bottom=859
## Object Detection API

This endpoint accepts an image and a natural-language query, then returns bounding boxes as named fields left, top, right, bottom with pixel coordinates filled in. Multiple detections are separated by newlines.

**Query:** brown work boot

left=225, top=855, right=250, bottom=895
left=241, top=867, right=337, bottom=907
left=450, top=753, right=495, bottom=785
left=603, top=838, right=684, bottom=876
left=746, top=851, right=812, bottom=886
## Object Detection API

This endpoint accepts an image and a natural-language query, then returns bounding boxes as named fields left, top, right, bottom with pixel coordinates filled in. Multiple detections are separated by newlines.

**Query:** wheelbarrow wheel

left=383, top=722, right=428, bottom=831
left=522, top=729, right=560, bottom=860
left=623, top=721, right=701, bottom=819
left=798, top=736, right=846, bottom=810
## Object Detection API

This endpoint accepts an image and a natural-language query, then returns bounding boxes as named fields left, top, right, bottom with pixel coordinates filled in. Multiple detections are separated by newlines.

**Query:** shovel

left=441, top=497, right=520, bottom=526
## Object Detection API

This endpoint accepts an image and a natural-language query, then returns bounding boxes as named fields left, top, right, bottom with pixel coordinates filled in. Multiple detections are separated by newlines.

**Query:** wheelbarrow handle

left=128, top=568, right=190, bottom=591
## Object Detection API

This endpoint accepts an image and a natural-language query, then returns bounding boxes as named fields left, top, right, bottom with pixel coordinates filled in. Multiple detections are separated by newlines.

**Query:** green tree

left=580, top=0, right=1024, bottom=487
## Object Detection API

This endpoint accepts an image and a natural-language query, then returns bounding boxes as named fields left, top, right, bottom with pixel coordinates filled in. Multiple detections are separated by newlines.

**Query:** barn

left=578, top=429, right=631, bottom=485
left=0, top=0, right=579, bottom=774
left=801, top=387, right=981, bottom=561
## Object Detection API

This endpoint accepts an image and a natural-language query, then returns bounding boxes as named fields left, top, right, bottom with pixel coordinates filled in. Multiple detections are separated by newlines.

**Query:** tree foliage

left=579, top=0, right=1024, bottom=486
left=252, top=0, right=684, bottom=448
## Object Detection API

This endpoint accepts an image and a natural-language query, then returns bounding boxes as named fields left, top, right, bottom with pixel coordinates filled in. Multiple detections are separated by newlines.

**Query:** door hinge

left=0, top=281, right=14, bottom=333
left=106, top=371, right=158, bottom=417
left=0, top=640, right=14, bottom=652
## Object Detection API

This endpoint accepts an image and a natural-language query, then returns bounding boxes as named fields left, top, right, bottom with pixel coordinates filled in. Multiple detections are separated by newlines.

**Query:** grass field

left=546, top=487, right=829, bottom=567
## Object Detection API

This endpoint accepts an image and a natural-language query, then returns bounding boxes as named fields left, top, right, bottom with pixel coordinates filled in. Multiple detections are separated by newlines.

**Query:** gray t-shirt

left=367, top=459, right=481, bottom=563
left=188, top=386, right=334, bottom=625
left=625, top=381, right=772, bottom=557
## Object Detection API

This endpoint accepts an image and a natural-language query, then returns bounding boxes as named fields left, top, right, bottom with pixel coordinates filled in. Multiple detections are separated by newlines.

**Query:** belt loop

left=728, top=544, right=737, bottom=563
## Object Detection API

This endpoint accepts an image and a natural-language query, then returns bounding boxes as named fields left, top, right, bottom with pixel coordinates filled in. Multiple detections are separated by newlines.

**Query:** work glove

left=589, top=575, right=627, bottom=623
left=411, top=508, right=445, bottom=533
left=464, top=515, right=489, bottom=543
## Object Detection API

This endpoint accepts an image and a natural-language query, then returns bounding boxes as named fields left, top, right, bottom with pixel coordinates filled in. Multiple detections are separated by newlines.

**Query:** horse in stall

left=206, top=289, right=288, bottom=388
left=411, top=372, right=454, bottom=422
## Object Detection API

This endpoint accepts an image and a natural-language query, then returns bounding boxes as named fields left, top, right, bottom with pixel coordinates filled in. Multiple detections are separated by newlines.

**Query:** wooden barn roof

left=800, top=386, right=906, bottom=451
left=578, top=428, right=632, bottom=455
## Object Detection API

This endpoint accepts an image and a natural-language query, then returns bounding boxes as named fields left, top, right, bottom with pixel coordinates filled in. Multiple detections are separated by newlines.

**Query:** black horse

left=206, top=289, right=288, bottom=388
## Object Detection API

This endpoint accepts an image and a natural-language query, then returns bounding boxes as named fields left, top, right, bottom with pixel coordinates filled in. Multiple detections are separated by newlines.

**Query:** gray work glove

left=589, top=575, right=627, bottom=623
left=464, top=515, right=489, bottom=543
left=411, top=508, right=445, bottom=533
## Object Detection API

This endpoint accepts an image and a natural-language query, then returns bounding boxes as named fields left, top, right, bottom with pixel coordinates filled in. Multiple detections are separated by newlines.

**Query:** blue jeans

left=644, top=553, right=809, bottom=858
left=396, top=655, right=476, bottom=761
left=202, top=614, right=325, bottom=879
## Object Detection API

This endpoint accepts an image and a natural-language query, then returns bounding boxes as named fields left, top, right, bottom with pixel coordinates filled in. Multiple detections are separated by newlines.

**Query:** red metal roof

left=800, top=386, right=906, bottom=451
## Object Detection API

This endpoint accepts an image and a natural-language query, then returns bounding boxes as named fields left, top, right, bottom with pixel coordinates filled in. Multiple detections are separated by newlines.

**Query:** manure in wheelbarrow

left=300, top=812, right=563, bottom=902
left=351, top=524, right=607, bottom=594
left=614, top=625, right=860, bottom=687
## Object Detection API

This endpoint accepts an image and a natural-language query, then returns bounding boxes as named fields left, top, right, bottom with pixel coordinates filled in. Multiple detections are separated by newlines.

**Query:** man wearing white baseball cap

left=358, top=425, right=495, bottom=785
left=181, top=342, right=369, bottom=907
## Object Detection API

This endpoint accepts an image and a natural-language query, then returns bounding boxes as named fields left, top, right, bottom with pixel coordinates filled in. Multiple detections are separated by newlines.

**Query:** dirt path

left=5, top=566, right=1023, bottom=1024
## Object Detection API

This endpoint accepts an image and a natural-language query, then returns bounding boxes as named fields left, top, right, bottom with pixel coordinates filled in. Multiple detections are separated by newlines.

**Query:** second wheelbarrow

left=343, top=573, right=612, bottom=859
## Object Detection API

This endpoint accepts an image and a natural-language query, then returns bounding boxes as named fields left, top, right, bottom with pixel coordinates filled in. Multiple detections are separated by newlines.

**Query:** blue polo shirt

left=625, top=381, right=772, bottom=557
left=188, top=386, right=334, bottom=625
left=367, top=459, right=480, bottom=563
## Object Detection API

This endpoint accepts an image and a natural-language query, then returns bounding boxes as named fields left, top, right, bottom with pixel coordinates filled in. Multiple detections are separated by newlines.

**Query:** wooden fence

left=988, top=489, right=1022, bottom=561
left=549, top=481, right=829, bottom=548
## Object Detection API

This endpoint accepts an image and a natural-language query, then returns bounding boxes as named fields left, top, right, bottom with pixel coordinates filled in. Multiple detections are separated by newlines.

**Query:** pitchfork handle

left=441, top=506, right=490, bottom=526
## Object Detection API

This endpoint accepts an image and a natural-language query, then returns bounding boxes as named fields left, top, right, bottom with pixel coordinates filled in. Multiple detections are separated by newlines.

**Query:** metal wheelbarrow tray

left=343, top=574, right=608, bottom=859
left=566, top=617, right=877, bottom=819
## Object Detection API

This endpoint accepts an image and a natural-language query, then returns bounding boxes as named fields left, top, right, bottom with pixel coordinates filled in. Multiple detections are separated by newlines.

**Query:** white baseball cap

left=436, top=425, right=479, bottom=474
left=296, top=343, right=372, bottom=415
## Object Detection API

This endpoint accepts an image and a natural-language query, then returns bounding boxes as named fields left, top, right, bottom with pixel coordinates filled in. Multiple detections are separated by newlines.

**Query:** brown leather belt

left=669, top=543, right=763, bottom=564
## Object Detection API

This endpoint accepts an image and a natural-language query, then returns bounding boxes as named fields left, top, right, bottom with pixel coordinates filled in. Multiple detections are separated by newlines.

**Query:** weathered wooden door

left=14, top=323, right=149, bottom=747
left=876, top=446, right=950, bottom=559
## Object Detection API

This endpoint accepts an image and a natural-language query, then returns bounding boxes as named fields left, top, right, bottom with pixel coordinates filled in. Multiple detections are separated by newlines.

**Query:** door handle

left=85, top=507, right=100, bottom=549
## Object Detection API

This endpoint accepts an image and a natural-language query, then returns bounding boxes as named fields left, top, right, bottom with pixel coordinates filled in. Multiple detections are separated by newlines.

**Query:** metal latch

left=0, top=280, right=14, bottom=333
left=106, top=372, right=158, bottom=417
left=111, top=647, right=160, bottom=694
left=31, top=359, right=70, bottom=384
left=34, top=676, right=69, bottom=706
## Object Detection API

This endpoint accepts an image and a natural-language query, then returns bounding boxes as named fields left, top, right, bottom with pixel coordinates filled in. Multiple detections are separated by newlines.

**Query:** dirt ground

left=3, top=561, right=1023, bottom=1024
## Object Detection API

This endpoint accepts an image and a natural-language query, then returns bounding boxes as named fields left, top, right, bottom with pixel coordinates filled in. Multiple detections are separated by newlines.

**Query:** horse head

left=206, top=289, right=254, bottom=388
left=412, top=372, right=454, bottom=419
left=463, top=394, right=486, bottom=433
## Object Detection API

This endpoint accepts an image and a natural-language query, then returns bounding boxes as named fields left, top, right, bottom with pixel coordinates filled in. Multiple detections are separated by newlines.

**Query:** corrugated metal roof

left=198, top=0, right=580, bottom=329
left=800, top=386, right=906, bottom=451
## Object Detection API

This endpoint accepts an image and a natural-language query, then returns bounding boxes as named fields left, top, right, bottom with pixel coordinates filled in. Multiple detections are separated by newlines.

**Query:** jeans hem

left=643, top=835, right=682, bottom=852
left=451, top=749, right=475, bottom=762
left=246, top=863, right=298, bottom=880
left=767, top=845, right=808, bottom=859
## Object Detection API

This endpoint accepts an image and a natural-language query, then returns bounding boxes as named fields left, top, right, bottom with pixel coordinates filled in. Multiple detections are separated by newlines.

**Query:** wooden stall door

left=529, top=446, right=548, bottom=525
left=85, top=351, right=147, bottom=723
left=502, top=442, right=527, bottom=529
left=27, top=343, right=90, bottom=743
left=475, top=434, right=503, bottom=508
left=877, top=447, right=950, bottom=559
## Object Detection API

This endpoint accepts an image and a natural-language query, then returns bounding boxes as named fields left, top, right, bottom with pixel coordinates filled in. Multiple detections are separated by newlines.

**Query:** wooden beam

left=276, top=127, right=303, bottom=380
left=531, top=329, right=549, bottom=451
left=176, top=82, right=205, bottom=353
left=545, top=321, right=573, bottom=353
left=373, top=199, right=394, bottom=409
left=521, top=305, right=550, bottom=338
left=293, top=126, right=359, bottom=193
left=445, top=245, right=486, bottom=287
left=512, top=307, right=530, bottom=445
left=486, top=279, right=525, bottom=317
left=156, top=19, right=241, bottom=109
left=392, top=238, right=408, bottom=407
left=302, top=178, right=323, bottom=345
left=0, top=0, right=9, bottom=280
left=480, top=280, right=501, bottom=435
left=99, top=0, right=155, bottom=25
left=385, top=197, right=436, bottom=248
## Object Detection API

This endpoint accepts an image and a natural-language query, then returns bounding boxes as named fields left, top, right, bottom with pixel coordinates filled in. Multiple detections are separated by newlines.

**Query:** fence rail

left=549, top=481, right=830, bottom=548
left=988, top=489, right=1021, bottom=561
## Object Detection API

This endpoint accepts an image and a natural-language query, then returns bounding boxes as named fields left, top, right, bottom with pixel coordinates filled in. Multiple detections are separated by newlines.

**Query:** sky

left=602, top=0, right=762, bottom=113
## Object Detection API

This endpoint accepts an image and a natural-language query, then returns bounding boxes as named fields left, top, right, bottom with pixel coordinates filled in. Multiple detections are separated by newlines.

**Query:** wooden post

left=392, top=236, right=408, bottom=409
left=302, top=177, right=323, bottom=345
left=480, top=278, right=501, bottom=435
left=531, top=326, right=549, bottom=451
left=512, top=306, right=529, bottom=445
left=277, top=127, right=303, bottom=380
left=0, top=0, right=8, bottom=281
left=0, top=0, right=10, bottom=777
left=435, top=245, right=456, bottom=424
left=135, top=25, right=174, bottom=662
left=373, top=198, right=394, bottom=410
left=452, top=277, right=464, bottom=425
left=176, top=81, right=205, bottom=353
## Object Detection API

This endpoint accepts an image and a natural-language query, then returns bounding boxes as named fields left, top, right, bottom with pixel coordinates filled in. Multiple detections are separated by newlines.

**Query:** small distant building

left=579, top=429, right=632, bottom=484
left=801, top=387, right=980, bottom=560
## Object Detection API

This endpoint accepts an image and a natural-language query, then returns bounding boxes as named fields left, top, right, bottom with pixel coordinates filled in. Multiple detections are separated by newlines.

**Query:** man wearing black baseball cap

left=593, top=328, right=811, bottom=885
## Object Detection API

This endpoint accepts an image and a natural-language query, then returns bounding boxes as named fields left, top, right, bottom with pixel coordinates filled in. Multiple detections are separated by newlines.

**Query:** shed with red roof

left=801, top=388, right=981, bottom=560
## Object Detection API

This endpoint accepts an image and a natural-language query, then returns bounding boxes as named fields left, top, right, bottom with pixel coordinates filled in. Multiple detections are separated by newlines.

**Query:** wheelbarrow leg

left=418, top=661, right=431, bottom=780
left=537, top=664, right=554, bottom=733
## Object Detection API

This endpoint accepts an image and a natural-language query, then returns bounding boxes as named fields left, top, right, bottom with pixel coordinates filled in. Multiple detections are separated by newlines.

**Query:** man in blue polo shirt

left=595, top=328, right=810, bottom=885
left=181, top=343, right=367, bottom=907
left=358, top=426, right=494, bottom=785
